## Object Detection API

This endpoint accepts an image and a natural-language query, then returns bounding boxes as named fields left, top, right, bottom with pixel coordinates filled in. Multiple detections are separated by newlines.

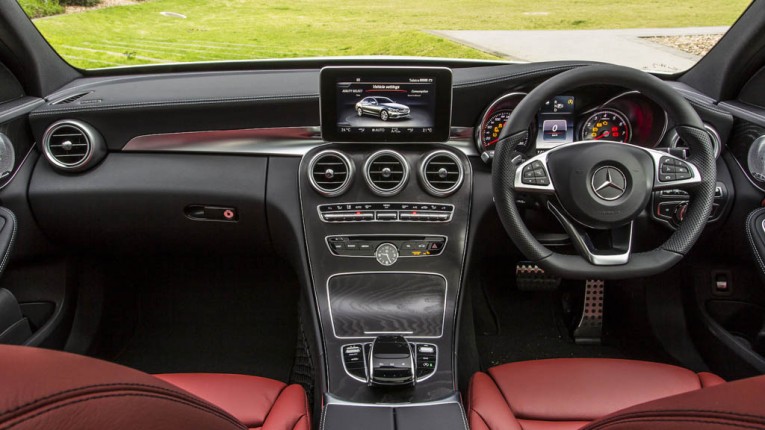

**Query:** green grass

left=18, top=0, right=63, bottom=18
left=29, top=0, right=751, bottom=69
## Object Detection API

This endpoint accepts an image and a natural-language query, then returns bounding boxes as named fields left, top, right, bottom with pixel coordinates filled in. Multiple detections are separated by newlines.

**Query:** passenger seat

left=0, top=345, right=310, bottom=430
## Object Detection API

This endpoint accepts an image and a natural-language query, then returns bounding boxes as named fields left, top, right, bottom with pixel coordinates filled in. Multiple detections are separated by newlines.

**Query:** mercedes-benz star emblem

left=591, top=166, right=627, bottom=201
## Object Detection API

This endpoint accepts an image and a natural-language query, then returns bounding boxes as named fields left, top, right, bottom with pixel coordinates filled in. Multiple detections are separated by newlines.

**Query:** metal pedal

left=573, top=279, right=604, bottom=345
left=515, top=263, right=561, bottom=291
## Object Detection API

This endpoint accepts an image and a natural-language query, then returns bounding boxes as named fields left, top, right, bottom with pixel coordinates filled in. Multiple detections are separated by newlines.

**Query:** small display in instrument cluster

left=536, top=95, right=575, bottom=150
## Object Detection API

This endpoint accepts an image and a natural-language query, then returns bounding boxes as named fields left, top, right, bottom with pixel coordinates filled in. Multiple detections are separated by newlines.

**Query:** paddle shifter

left=368, top=336, right=415, bottom=386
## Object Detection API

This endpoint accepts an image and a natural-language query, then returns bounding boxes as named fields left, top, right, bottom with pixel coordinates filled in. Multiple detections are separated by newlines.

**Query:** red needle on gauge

left=593, top=132, right=609, bottom=140
left=485, top=137, right=500, bottom=147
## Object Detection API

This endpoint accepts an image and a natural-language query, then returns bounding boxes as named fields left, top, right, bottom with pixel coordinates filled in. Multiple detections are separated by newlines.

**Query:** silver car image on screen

left=354, top=97, right=411, bottom=121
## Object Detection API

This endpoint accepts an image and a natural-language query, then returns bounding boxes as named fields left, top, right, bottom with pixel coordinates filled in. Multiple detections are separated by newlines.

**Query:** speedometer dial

left=475, top=92, right=527, bottom=158
left=581, top=109, right=631, bottom=143
left=481, top=110, right=511, bottom=150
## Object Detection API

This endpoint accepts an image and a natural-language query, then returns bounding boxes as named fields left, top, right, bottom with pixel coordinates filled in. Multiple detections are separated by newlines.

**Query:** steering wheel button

left=530, top=161, right=544, bottom=169
left=657, top=202, right=676, bottom=219
left=676, top=171, right=692, bottom=180
left=533, top=168, right=547, bottom=177
left=523, top=169, right=536, bottom=179
left=660, top=173, right=677, bottom=182
left=661, top=164, right=677, bottom=173
left=536, top=177, right=550, bottom=186
left=676, top=165, right=690, bottom=174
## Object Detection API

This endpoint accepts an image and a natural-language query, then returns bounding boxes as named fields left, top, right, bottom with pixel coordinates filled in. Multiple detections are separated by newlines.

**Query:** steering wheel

left=492, top=65, right=716, bottom=280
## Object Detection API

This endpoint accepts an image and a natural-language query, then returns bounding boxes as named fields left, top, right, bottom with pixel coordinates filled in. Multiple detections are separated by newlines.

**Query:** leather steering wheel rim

left=492, top=64, right=717, bottom=280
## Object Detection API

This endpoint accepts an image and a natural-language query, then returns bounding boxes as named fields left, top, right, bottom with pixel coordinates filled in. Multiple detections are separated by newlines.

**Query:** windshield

left=19, top=0, right=751, bottom=72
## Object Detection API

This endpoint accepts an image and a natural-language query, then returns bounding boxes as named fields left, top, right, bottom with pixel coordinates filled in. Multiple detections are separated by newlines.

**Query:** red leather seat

left=156, top=373, right=310, bottom=430
left=0, top=345, right=310, bottom=430
left=468, top=358, right=725, bottom=430
left=583, top=374, right=765, bottom=430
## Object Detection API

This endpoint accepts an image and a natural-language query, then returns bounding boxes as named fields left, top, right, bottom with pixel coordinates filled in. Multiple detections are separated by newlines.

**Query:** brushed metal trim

left=122, top=126, right=479, bottom=156
left=323, top=392, right=462, bottom=407
left=123, top=126, right=323, bottom=156
left=324, top=234, right=448, bottom=259
left=316, top=202, right=455, bottom=223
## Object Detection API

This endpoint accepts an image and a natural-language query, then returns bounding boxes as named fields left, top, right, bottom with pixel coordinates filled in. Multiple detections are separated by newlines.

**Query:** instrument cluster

left=474, top=89, right=668, bottom=160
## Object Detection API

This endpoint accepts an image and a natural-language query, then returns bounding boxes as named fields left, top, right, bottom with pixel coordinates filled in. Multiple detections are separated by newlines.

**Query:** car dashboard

left=0, top=60, right=751, bottom=418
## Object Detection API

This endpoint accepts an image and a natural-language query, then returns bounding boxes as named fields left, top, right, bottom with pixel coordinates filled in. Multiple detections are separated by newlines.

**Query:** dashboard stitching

left=718, top=102, right=765, bottom=128
left=455, top=64, right=591, bottom=88
left=685, top=98, right=732, bottom=117
left=0, top=99, right=46, bottom=123
left=29, top=94, right=319, bottom=116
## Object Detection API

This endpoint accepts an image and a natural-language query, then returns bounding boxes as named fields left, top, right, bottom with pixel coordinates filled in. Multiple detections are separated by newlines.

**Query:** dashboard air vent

left=671, top=123, right=721, bottom=159
left=42, top=120, right=106, bottom=172
left=420, top=150, right=464, bottom=197
left=309, top=150, right=354, bottom=197
left=364, top=150, right=409, bottom=196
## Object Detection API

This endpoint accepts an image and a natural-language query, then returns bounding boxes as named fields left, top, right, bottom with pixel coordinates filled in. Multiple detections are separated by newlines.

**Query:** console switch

left=415, top=343, right=438, bottom=379
left=342, top=344, right=367, bottom=381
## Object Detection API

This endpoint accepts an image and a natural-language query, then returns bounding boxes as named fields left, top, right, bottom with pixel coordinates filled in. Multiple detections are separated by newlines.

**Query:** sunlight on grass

left=28, top=0, right=752, bottom=69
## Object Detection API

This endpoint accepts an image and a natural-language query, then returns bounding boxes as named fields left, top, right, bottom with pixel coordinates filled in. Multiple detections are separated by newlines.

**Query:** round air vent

left=42, top=119, right=106, bottom=172
left=671, top=123, right=722, bottom=159
left=419, top=150, right=464, bottom=197
left=308, top=150, right=354, bottom=197
left=364, top=150, right=409, bottom=196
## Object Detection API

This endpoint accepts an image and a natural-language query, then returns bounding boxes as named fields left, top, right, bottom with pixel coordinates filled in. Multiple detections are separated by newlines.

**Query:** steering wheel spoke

left=547, top=201, right=633, bottom=266
left=646, top=148, right=703, bottom=191
left=513, top=152, right=555, bottom=194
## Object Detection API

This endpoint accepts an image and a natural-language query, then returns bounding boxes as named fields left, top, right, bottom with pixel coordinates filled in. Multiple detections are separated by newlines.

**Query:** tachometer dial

left=581, top=109, right=631, bottom=143
left=481, top=110, right=511, bottom=150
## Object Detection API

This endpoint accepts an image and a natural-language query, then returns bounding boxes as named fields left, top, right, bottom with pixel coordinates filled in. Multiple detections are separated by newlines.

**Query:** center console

left=299, top=66, right=469, bottom=428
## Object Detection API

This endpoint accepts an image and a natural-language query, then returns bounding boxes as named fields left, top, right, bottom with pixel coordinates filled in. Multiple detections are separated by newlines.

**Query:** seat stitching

left=291, top=414, right=308, bottom=430
left=258, top=383, right=288, bottom=427
left=0, top=382, right=217, bottom=418
left=596, top=409, right=765, bottom=423
left=487, top=371, right=525, bottom=420
left=587, top=417, right=765, bottom=430
left=472, top=409, right=492, bottom=430
left=0, top=392, right=246, bottom=430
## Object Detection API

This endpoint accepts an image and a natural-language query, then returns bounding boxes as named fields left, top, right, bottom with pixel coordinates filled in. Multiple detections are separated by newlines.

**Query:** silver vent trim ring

left=670, top=123, right=722, bottom=159
left=420, top=150, right=464, bottom=197
left=308, top=150, right=354, bottom=197
left=42, top=119, right=105, bottom=172
left=364, top=150, right=409, bottom=197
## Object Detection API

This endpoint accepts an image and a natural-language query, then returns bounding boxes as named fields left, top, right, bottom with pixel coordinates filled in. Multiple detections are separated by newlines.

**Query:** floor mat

left=475, top=262, right=677, bottom=369
left=93, top=255, right=299, bottom=382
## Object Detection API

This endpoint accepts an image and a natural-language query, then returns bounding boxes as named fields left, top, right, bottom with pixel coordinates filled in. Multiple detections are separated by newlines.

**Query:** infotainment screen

left=320, top=67, right=453, bottom=143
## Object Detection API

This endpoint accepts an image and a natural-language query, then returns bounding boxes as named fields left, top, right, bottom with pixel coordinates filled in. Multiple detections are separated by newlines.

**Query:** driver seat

left=468, top=358, right=725, bottom=430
